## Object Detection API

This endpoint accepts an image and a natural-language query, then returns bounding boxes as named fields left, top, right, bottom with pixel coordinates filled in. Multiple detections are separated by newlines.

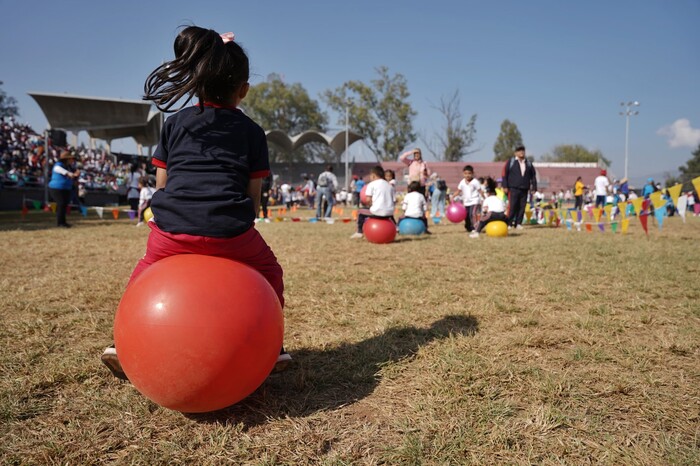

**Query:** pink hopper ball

left=446, top=203, right=467, bottom=223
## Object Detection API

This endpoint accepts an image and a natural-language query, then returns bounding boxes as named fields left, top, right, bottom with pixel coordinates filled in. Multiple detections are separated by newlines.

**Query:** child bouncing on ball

left=102, top=25, right=291, bottom=381
left=350, top=165, right=396, bottom=240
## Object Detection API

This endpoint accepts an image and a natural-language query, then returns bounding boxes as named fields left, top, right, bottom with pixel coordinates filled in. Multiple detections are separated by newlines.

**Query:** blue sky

left=1, top=0, right=698, bottom=184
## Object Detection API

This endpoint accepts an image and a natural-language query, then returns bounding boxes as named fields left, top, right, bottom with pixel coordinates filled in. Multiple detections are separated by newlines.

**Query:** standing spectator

left=574, top=176, right=585, bottom=210
left=619, top=178, right=630, bottom=201
left=564, top=188, right=572, bottom=206
left=302, top=175, right=315, bottom=208
left=399, top=148, right=431, bottom=193
left=384, top=169, right=396, bottom=188
left=126, top=164, right=143, bottom=212
left=686, top=191, right=696, bottom=216
left=48, top=151, right=80, bottom=228
left=431, top=174, right=447, bottom=219
left=352, top=175, right=365, bottom=207
left=315, top=164, right=338, bottom=218
left=136, top=176, right=156, bottom=226
left=642, top=178, right=655, bottom=199
left=593, top=169, right=610, bottom=208
left=502, top=145, right=537, bottom=229
left=259, top=173, right=272, bottom=222
left=279, top=181, right=292, bottom=209
left=384, top=169, right=397, bottom=204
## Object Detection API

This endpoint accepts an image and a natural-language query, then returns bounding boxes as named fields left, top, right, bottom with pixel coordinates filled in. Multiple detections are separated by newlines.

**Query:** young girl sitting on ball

left=400, top=181, right=431, bottom=234
left=102, top=25, right=291, bottom=380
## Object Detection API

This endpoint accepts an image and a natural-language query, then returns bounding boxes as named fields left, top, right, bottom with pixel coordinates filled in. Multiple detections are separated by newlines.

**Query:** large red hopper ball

left=363, top=217, right=397, bottom=244
left=114, top=254, right=284, bottom=413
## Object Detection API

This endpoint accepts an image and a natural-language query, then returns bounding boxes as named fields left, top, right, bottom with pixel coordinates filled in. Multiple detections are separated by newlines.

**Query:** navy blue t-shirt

left=151, top=104, right=270, bottom=237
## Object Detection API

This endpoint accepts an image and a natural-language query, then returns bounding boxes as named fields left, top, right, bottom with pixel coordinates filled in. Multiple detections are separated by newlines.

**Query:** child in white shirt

left=400, top=181, right=431, bottom=233
left=350, top=165, right=396, bottom=239
left=472, top=177, right=507, bottom=237
left=136, top=176, right=156, bottom=226
left=455, top=164, right=482, bottom=232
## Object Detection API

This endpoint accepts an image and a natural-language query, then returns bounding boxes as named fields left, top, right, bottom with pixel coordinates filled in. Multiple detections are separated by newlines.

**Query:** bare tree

left=421, top=90, right=479, bottom=161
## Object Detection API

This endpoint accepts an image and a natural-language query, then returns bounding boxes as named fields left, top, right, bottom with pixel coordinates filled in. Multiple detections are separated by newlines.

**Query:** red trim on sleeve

left=151, top=158, right=166, bottom=169
left=250, top=169, right=270, bottom=179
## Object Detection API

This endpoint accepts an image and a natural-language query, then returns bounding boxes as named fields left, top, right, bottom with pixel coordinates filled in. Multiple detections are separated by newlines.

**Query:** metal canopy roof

left=28, top=92, right=363, bottom=153
left=265, top=129, right=363, bottom=155
left=28, top=92, right=160, bottom=146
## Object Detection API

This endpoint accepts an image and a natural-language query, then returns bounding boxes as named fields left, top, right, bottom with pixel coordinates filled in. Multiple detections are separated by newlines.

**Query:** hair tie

left=220, top=32, right=235, bottom=44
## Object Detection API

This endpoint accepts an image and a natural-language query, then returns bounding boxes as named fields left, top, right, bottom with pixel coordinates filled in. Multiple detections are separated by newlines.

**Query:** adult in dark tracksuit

left=502, top=145, right=537, bottom=228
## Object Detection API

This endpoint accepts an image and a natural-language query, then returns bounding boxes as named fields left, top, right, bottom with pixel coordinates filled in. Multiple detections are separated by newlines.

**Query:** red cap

left=600, top=169, right=607, bottom=176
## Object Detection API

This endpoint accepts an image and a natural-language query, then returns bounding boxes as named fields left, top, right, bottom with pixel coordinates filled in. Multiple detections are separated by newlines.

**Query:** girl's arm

left=155, top=167, right=167, bottom=190
left=247, top=178, right=262, bottom=216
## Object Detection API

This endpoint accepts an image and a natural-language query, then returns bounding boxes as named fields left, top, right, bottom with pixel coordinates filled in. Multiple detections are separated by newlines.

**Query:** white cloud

left=657, top=118, right=700, bottom=148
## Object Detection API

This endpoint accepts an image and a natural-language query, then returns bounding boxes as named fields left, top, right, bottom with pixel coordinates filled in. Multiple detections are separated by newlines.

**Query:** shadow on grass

left=393, top=235, right=432, bottom=242
left=188, top=314, right=479, bottom=426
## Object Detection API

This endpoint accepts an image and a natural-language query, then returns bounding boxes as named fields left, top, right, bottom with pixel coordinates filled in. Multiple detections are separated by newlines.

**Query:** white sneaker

left=101, top=345, right=128, bottom=380
left=264, top=218, right=271, bottom=223
left=516, top=225, right=524, bottom=230
left=469, top=231, right=479, bottom=238
left=135, top=222, right=143, bottom=227
left=349, top=232, right=364, bottom=239
left=273, top=350, right=292, bottom=373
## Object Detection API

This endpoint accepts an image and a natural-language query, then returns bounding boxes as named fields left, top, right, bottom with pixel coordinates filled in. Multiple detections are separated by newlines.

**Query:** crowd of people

left=4, top=116, right=698, bottom=230
left=0, top=116, right=139, bottom=194
left=267, top=145, right=699, bottom=239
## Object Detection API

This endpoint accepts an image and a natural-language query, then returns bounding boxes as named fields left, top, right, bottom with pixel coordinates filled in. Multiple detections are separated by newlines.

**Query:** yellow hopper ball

left=485, top=220, right=508, bottom=237
left=143, top=207, right=154, bottom=223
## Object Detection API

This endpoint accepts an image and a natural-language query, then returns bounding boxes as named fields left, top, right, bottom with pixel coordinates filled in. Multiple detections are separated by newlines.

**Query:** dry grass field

left=1, top=208, right=699, bottom=465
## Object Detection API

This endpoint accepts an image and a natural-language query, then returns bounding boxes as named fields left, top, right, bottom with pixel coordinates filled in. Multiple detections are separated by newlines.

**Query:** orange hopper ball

left=363, top=217, right=396, bottom=244
left=114, top=254, right=284, bottom=413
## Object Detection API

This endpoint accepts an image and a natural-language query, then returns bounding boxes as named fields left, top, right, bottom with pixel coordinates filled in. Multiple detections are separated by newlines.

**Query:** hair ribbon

left=220, top=32, right=235, bottom=44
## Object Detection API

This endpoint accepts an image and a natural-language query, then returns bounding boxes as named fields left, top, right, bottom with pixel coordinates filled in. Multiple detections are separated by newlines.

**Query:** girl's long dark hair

left=143, top=26, right=249, bottom=112
left=485, top=177, right=497, bottom=195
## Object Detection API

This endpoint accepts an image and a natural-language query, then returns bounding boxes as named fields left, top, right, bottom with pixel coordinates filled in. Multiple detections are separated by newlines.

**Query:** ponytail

left=143, top=26, right=249, bottom=112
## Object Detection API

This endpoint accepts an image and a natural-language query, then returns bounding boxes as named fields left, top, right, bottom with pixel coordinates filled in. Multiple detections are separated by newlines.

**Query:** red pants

left=130, top=222, right=284, bottom=308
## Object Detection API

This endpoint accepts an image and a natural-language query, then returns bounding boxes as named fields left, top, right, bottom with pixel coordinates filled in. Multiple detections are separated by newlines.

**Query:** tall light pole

left=619, top=101, right=640, bottom=180
left=344, top=105, right=349, bottom=191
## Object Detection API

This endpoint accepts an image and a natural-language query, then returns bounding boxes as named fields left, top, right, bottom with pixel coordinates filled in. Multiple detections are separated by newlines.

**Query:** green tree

left=243, top=74, right=329, bottom=163
left=0, top=81, right=19, bottom=118
left=541, top=144, right=611, bottom=166
left=422, top=90, right=479, bottom=162
left=664, top=174, right=682, bottom=188
left=492, top=119, right=523, bottom=161
left=323, top=66, right=416, bottom=162
left=678, top=144, right=700, bottom=190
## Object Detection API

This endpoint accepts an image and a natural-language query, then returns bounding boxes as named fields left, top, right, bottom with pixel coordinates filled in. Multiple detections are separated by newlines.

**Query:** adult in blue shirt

left=642, top=178, right=655, bottom=199
left=48, top=151, right=79, bottom=228
left=352, top=175, right=366, bottom=207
